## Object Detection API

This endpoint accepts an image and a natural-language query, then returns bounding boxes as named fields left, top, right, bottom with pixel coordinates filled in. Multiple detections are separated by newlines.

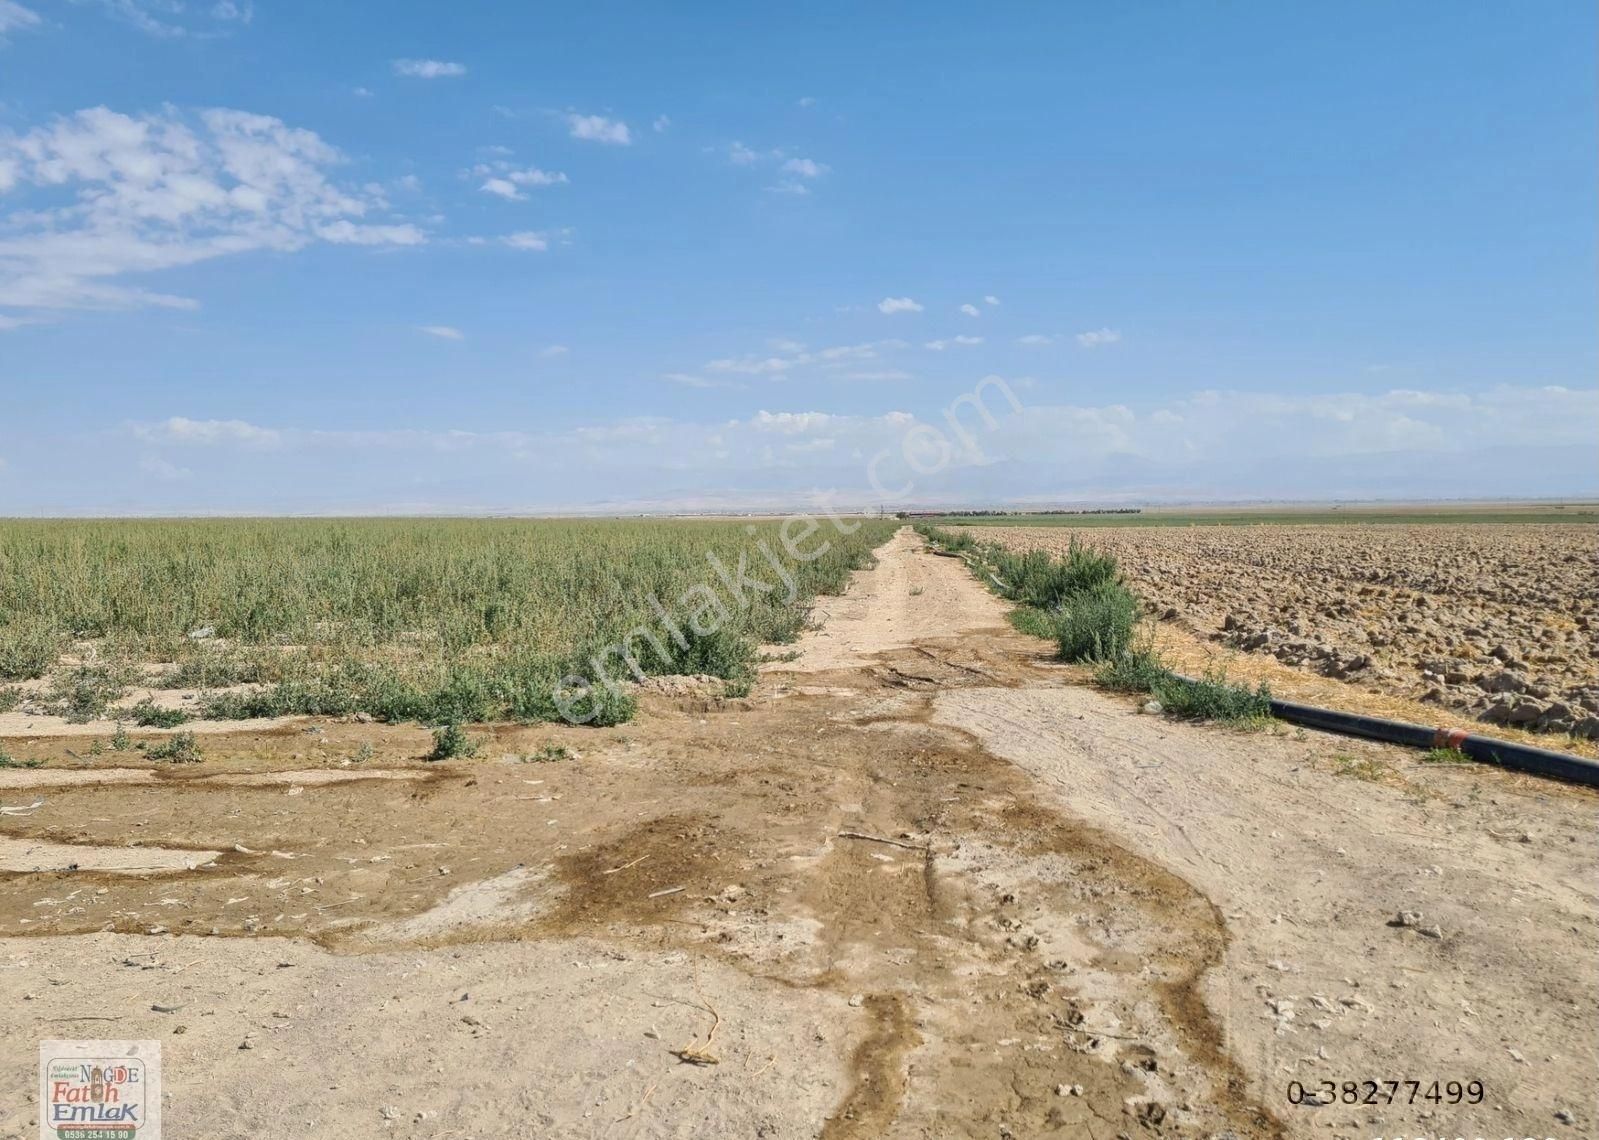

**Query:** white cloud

left=105, top=384, right=1596, bottom=508
left=0, top=1, right=40, bottom=35
left=797, top=96, right=817, bottom=108
left=80, top=0, right=250, bottom=37
left=419, top=325, right=463, bottom=339
left=0, top=105, right=425, bottom=318
left=138, top=455, right=192, bottom=480
left=480, top=177, right=520, bottom=200
left=1016, top=334, right=1054, bottom=346
left=707, top=355, right=793, bottom=375
left=727, top=141, right=760, bottom=165
left=652, top=115, right=671, bottom=133
left=501, top=232, right=549, bottom=251
left=567, top=113, right=631, bottom=145
left=662, top=372, right=739, bottom=390
left=315, top=220, right=425, bottom=245
left=847, top=370, right=912, bottom=382
left=781, top=157, right=827, bottom=179
left=539, top=344, right=569, bottom=358
left=1075, top=327, right=1122, bottom=348
left=960, top=303, right=980, bottom=317
left=392, top=59, right=466, bottom=79
left=877, top=297, right=923, bottom=314
left=352, top=86, right=374, bottom=98
left=924, top=335, right=984, bottom=351
left=765, top=180, right=811, bottom=196
left=133, top=417, right=282, bottom=448
left=984, top=295, right=1000, bottom=306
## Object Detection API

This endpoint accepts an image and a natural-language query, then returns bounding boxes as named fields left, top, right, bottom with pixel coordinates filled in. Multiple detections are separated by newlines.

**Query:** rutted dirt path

left=0, top=527, right=1592, bottom=1138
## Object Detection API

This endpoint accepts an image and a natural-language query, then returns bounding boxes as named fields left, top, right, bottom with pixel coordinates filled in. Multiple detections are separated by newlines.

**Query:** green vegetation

left=130, top=699, right=190, bottom=728
left=920, top=524, right=1271, bottom=726
left=0, top=745, right=43, bottom=769
left=428, top=723, right=479, bottom=760
left=915, top=506, right=1599, bottom=529
left=1420, top=746, right=1472, bottom=765
left=146, top=731, right=202, bottom=763
left=0, top=685, right=21, bottom=714
left=1332, top=753, right=1392, bottom=781
left=0, top=517, right=895, bottom=726
left=524, top=743, right=573, bottom=763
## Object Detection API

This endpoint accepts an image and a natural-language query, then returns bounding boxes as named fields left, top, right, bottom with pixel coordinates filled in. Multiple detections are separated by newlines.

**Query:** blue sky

left=1, top=1, right=1594, bottom=513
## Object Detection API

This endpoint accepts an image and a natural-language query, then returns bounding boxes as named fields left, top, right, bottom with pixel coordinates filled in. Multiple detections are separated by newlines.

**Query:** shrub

left=1152, top=671, right=1273, bottom=725
left=147, top=731, right=203, bottom=763
left=1055, top=581, right=1139, bottom=662
left=428, top=722, right=478, bottom=760
left=130, top=699, right=189, bottom=728
left=1095, top=647, right=1170, bottom=693
left=0, top=620, right=60, bottom=681
left=0, top=685, right=22, bottom=714
left=47, top=665, right=128, bottom=723
left=1420, top=747, right=1471, bottom=765
left=994, top=540, right=1121, bottom=609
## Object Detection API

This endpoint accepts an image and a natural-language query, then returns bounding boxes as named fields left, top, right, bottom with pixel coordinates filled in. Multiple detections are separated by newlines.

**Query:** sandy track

left=2, top=526, right=1593, bottom=1138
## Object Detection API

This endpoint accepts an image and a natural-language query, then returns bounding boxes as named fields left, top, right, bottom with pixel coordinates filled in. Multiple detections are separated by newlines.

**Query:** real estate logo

left=38, top=1041, right=161, bottom=1140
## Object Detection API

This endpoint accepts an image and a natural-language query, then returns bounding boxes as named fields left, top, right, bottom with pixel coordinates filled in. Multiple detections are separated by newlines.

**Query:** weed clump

left=147, top=731, right=202, bottom=763
left=428, top=723, right=479, bottom=761
left=1054, top=581, right=1139, bottom=663
left=130, top=699, right=189, bottom=728
left=0, top=746, right=43, bottom=769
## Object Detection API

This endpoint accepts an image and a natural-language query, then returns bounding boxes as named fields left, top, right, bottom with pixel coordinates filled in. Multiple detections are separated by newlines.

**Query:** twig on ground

left=647, top=885, right=685, bottom=899
left=603, top=854, right=649, bottom=875
left=671, top=961, right=723, bottom=1066
left=837, top=831, right=930, bottom=852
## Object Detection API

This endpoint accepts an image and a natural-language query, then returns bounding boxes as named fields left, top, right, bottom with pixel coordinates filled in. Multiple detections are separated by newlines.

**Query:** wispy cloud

left=1017, top=334, right=1054, bottom=346
left=419, top=325, right=464, bottom=340
left=781, top=157, right=828, bottom=179
left=1076, top=327, right=1122, bottom=348
left=924, top=335, right=983, bottom=350
left=984, top=295, right=1000, bottom=306
left=539, top=344, right=569, bottom=358
left=474, top=162, right=568, bottom=200
left=567, top=113, right=631, bottom=145
left=0, top=106, right=424, bottom=321
left=392, top=58, right=466, bottom=79
left=0, top=0, right=40, bottom=36
left=878, top=297, right=923, bottom=314
left=652, top=115, right=671, bottom=133
left=501, top=232, right=549, bottom=251
left=960, top=303, right=980, bottom=317
left=80, top=0, right=251, bottom=37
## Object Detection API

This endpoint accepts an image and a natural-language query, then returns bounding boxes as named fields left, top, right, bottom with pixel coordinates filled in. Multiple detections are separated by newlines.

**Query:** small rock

left=1141, top=700, right=1163, bottom=716
left=1555, top=1109, right=1575, bottom=1124
left=1388, top=910, right=1422, bottom=928
left=848, top=993, right=865, bottom=1008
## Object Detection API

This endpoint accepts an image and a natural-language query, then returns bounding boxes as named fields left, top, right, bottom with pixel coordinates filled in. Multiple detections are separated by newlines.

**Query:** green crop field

left=0, top=517, right=895, bottom=726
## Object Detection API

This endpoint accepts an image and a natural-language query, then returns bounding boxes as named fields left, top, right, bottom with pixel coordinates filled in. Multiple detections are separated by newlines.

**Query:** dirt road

left=1, top=528, right=1593, bottom=1138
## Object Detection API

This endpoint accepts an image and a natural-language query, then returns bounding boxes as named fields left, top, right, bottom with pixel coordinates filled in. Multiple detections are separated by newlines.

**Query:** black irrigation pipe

left=921, top=533, right=1599, bottom=789
left=1181, top=677, right=1599, bottom=789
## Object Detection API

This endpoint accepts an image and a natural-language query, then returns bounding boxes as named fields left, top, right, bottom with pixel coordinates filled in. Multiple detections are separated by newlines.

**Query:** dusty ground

left=1, top=528, right=1594, bottom=1138
left=976, top=523, right=1599, bottom=741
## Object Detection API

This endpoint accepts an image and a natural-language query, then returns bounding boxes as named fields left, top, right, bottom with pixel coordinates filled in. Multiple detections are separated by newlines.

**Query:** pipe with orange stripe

left=1263, top=695, right=1599, bottom=788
